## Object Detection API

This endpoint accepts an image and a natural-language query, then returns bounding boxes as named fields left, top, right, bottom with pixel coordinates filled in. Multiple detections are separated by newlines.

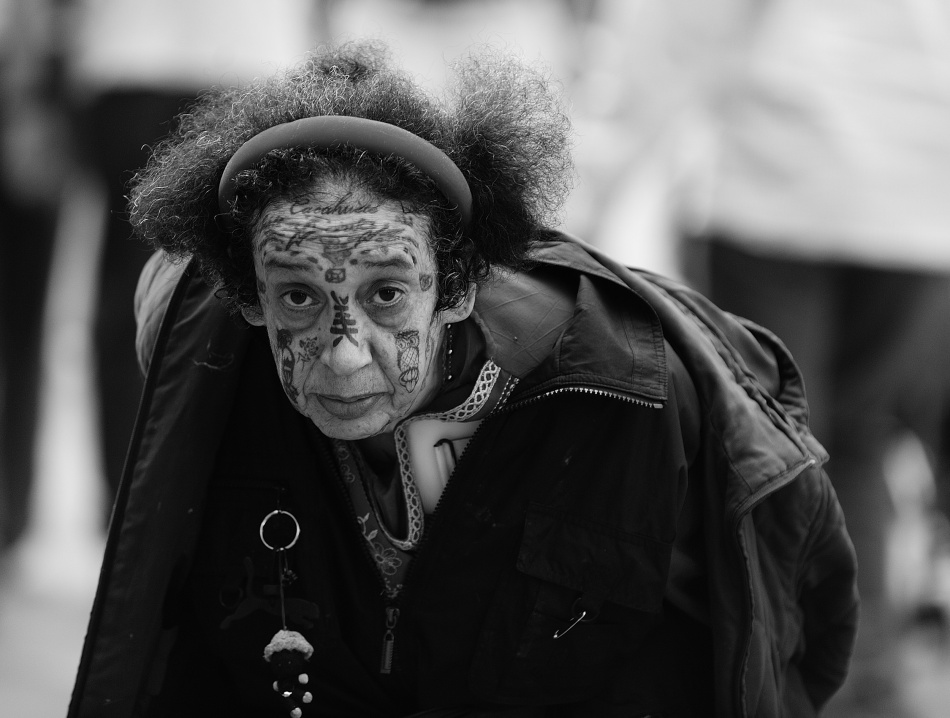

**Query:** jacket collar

left=473, top=239, right=669, bottom=407
left=539, top=232, right=829, bottom=496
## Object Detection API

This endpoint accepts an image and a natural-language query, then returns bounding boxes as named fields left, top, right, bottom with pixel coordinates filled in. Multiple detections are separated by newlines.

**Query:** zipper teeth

left=503, top=385, right=664, bottom=412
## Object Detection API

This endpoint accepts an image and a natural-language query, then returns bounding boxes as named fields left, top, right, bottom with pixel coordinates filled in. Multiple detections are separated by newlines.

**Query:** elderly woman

left=69, top=43, right=856, bottom=718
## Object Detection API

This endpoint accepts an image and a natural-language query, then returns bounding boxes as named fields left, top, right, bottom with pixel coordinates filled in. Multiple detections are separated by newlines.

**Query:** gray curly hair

left=128, top=41, right=574, bottom=313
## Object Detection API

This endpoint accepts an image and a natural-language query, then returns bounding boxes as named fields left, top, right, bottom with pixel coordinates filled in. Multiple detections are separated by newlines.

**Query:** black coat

left=69, top=234, right=857, bottom=717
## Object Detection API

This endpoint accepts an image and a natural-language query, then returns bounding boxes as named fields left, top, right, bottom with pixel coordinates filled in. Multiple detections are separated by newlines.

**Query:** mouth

left=314, top=392, right=384, bottom=420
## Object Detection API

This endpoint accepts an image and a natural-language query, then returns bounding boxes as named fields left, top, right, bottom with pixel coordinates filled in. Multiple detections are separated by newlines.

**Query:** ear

left=241, top=303, right=266, bottom=326
left=439, top=283, right=477, bottom=325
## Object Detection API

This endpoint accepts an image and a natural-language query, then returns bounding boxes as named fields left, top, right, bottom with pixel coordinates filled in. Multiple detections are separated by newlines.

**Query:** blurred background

left=1, top=0, right=950, bottom=716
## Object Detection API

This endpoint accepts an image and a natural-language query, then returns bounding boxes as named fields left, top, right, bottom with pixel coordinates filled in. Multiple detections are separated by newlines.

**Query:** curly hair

left=128, top=41, right=574, bottom=313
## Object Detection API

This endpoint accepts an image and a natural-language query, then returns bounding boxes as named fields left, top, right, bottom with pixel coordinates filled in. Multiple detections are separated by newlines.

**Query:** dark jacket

left=68, top=233, right=857, bottom=718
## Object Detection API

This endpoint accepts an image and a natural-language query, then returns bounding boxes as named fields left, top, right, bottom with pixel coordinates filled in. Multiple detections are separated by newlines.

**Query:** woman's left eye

left=371, top=286, right=404, bottom=306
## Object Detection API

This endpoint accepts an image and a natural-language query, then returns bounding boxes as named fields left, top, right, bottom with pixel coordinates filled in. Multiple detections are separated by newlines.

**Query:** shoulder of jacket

left=134, top=251, right=191, bottom=375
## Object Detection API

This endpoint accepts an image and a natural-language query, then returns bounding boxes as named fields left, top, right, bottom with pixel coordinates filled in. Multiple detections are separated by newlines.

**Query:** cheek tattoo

left=275, top=329, right=299, bottom=403
left=395, top=330, right=421, bottom=392
left=274, top=330, right=321, bottom=405
left=298, top=335, right=321, bottom=361
left=330, top=291, right=359, bottom=346
left=420, top=274, right=434, bottom=292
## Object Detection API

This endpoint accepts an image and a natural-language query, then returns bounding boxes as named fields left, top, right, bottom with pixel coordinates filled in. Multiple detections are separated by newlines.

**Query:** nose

left=319, top=313, right=373, bottom=377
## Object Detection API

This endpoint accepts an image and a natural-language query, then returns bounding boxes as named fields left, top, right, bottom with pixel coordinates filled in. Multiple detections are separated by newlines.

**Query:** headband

left=217, top=116, right=472, bottom=226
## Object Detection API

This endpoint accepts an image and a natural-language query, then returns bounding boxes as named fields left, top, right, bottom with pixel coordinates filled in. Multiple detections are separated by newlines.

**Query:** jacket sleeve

left=134, top=252, right=190, bottom=376
left=795, top=466, right=860, bottom=709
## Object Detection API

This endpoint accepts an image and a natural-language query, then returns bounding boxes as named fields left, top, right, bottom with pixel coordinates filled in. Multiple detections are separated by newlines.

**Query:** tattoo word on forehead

left=330, top=292, right=359, bottom=347
left=394, top=330, right=420, bottom=392
left=288, top=194, right=379, bottom=216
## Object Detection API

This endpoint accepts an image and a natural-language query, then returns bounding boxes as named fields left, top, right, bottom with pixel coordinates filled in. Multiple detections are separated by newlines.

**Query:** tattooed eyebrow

left=362, top=255, right=416, bottom=270
left=262, top=257, right=314, bottom=272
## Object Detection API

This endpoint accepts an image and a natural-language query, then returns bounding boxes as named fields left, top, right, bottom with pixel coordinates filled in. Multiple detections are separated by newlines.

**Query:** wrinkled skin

left=242, top=185, right=475, bottom=442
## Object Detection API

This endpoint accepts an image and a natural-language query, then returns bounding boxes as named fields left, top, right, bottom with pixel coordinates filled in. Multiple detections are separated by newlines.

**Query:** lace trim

left=389, top=359, right=507, bottom=550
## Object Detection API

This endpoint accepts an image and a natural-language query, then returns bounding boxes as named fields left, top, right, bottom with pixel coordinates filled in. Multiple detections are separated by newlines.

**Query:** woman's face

left=243, top=187, right=473, bottom=440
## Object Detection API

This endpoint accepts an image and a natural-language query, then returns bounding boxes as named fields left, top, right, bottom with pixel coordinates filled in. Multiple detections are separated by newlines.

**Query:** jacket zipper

left=379, top=605, right=400, bottom=674
left=503, top=384, right=663, bottom=413
left=402, top=383, right=661, bottom=565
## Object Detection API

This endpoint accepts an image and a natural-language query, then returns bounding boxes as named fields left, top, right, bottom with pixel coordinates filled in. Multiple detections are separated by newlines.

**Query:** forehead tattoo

left=256, top=203, right=425, bottom=285
left=288, top=194, right=379, bottom=216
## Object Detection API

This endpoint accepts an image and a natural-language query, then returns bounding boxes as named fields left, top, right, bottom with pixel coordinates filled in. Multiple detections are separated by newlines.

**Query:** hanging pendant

left=259, top=509, right=313, bottom=717
left=264, top=629, right=314, bottom=717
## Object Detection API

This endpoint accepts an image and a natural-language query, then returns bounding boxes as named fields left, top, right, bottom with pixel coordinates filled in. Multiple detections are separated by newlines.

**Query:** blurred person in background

left=60, top=0, right=325, bottom=506
left=319, top=0, right=602, bottom=238
left=0, top=0, right=69, bottom=549
left=319, top=0, right=592, bottom=104
left=661, top=1, right=950, bottom=715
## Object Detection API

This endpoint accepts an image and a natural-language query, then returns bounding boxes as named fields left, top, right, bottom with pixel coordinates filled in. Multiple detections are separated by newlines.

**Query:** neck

left=356, top=432, right=397, bottom=477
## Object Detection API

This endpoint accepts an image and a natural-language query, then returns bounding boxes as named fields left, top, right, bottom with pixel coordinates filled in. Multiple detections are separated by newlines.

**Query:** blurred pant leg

left=0, top=196, right=57, bottom=547
left=76, top=89, right=193, bottom=502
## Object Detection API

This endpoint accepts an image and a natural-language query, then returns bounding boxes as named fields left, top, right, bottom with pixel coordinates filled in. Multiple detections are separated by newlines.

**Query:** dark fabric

left=539, top=236, right=855, bottom=714
left=69, top=234, right=857, bottom=718
left=141, top=328, right=711, bottom=717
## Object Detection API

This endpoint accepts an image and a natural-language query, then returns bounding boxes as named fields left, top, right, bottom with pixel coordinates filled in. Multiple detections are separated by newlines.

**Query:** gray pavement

left=0, top=542, right=100, bottom=718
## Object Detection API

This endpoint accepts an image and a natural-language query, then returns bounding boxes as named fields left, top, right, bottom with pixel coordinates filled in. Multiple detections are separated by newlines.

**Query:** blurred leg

left=78, top=90, right=194, bottom=501
left=0, top=198, right=57, bottom=547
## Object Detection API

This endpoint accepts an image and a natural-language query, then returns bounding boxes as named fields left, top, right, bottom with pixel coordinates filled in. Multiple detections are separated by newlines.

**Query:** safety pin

left=552, top=609, right=587, bottom=639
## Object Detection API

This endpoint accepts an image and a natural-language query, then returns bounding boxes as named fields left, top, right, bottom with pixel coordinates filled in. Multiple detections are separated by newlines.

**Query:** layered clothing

left=69, top=233, right=856, bottom=717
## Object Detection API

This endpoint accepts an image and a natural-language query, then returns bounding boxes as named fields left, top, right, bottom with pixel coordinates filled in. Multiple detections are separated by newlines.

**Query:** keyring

left=259, top=509, right=301, bottom=551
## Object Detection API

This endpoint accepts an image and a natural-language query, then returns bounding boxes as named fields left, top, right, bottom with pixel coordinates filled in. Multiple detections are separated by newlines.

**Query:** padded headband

left=217, top=116, right=472, bottom=226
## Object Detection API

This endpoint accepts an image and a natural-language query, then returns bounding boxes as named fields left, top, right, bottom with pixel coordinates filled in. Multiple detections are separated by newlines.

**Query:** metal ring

left=259, top=509, right=301, bottom=551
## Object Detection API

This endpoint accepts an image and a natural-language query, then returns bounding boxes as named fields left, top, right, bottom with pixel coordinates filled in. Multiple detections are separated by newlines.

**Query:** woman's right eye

left=282, top=290, right=314, bottom=308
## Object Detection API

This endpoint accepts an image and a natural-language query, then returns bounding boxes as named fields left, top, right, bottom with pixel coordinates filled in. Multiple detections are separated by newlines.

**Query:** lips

left=315, top=392, right=384, bottom=420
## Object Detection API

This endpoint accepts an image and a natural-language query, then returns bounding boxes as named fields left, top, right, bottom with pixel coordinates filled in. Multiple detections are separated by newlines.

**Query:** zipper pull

left=380, top=606, right=400, bottom=674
